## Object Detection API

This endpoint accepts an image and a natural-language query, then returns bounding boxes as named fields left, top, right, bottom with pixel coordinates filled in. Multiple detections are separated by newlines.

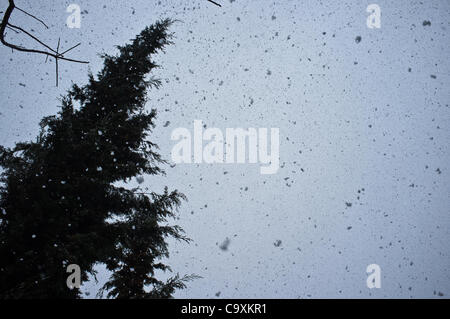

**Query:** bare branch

left=7, top=23, right=58, bottom=54
left=60, top=42, right=81, bottom=56
left=5, top=25, right=19, bottom=34
left=56, top=37, right=60, bottom=87
left=0, top=0, right=88, bottom=86
left=207, top=0, right=222, bottom=7
left=14, top=6, right=49, bottom=29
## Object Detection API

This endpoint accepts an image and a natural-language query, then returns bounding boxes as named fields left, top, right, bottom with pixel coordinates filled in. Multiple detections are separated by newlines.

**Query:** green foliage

left=0, top=19, right=192, bottom=299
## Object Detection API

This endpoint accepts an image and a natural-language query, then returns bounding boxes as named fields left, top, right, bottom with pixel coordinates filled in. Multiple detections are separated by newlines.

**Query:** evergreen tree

left=0, top=19, right=192, bottom=299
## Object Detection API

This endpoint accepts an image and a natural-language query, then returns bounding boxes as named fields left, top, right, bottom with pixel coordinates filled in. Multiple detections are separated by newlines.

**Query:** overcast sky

left=0, top=0, right=449, bottom=298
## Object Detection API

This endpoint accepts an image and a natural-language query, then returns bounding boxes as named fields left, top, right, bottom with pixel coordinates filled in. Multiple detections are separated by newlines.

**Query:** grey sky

left=0, top=0, right=449, bottom=298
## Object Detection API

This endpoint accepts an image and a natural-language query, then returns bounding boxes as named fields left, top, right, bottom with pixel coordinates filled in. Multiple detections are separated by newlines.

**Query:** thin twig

left=15, top=6, right=49, bottom=29
left=207, top=0, right=222, bottom=7
left=5, top=25, right=19, bottom=34
left=59, top=42, right=81, bottom=56
left=56, top=38, right=60, bottom=87
left=7, top=23, right=58, bottom=54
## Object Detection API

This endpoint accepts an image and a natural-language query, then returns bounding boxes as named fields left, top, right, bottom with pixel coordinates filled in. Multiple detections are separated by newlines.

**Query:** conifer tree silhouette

left=0, top=19, right=194, bottom=299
